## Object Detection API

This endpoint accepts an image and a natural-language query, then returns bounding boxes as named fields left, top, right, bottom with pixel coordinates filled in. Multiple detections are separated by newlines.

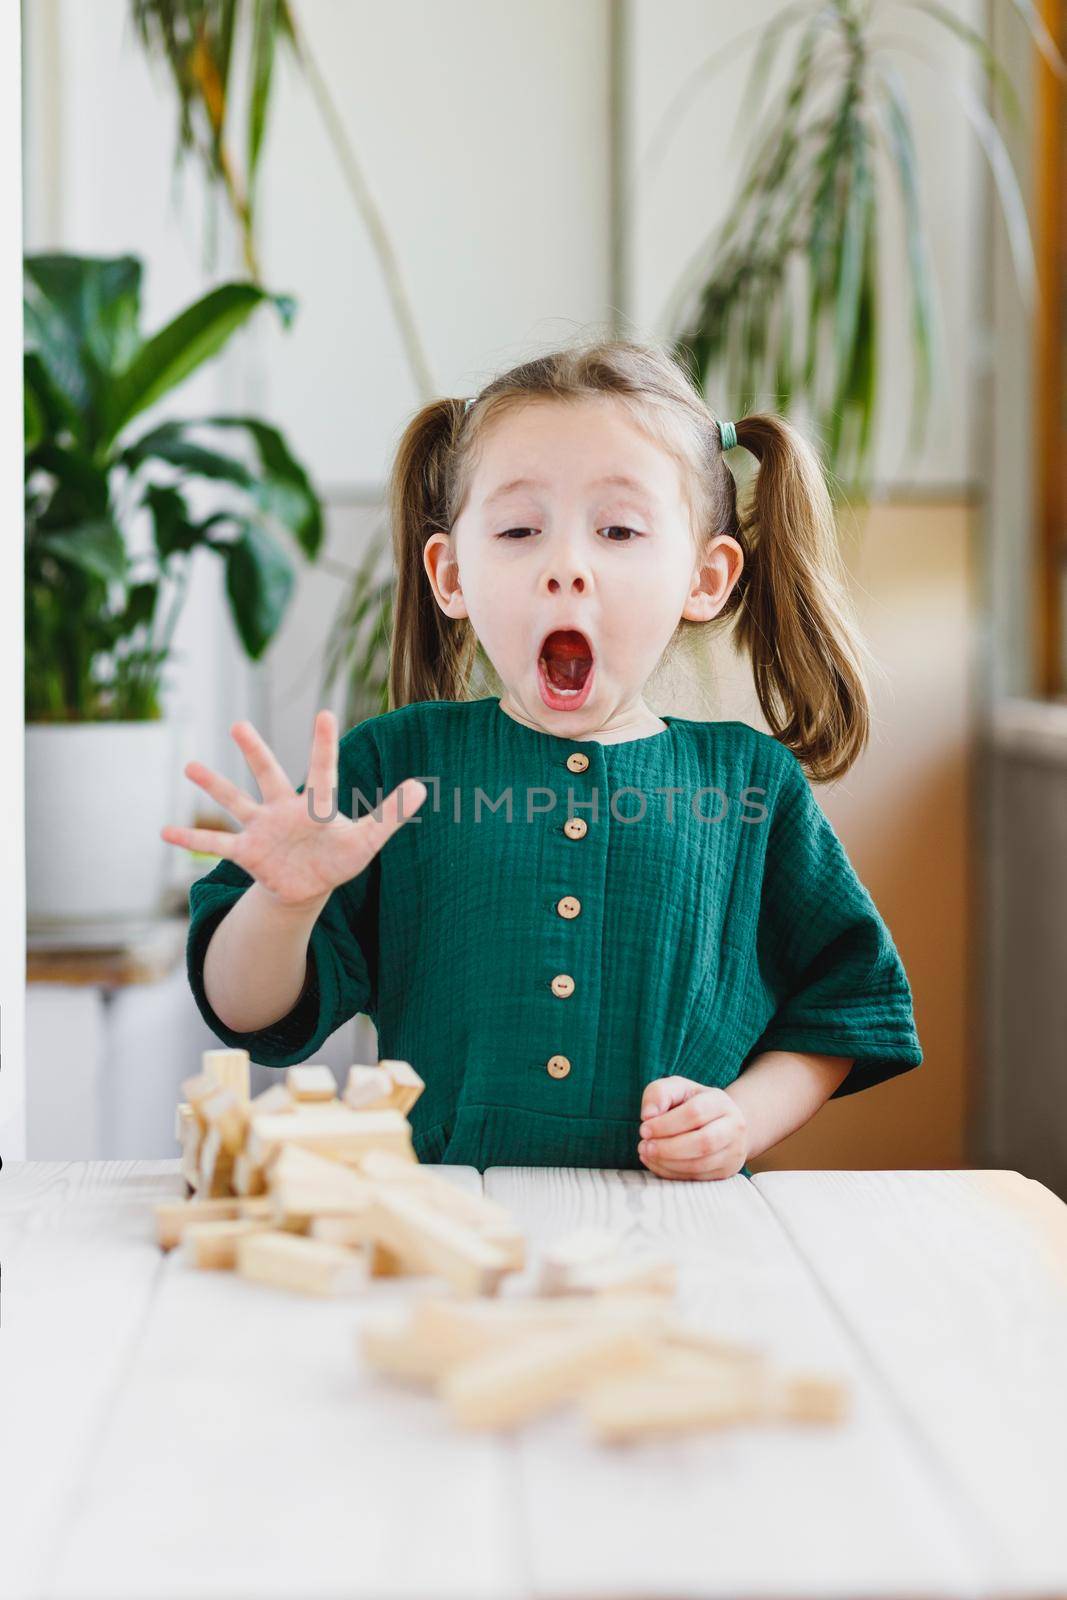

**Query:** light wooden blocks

left=358, top=1291, right=849, bottom=1440
left=342, top=1065, right=393, bottom=1109
left=249, top=1083, right=295, bottom=1116
left=286, top=1064, right=338, bottom=1102
left=235, top=1231, right=367, bottom=1296
left=247, top=1106, right=416, bottom=1167
left=344, top=1060, right=425, bottom=1115
left=202, top=1048, right=251, bottom=1102
left=183, top=1218, right=273, bottom=1270
left=440, top=1323, right=659, bottom=1429
left=537, top=1226, right=677, bottom=1297
left=362, top=1185, right=513, bottom=1297
left=155, top=1197, right=244, bottom=1249
left=163, top=1049, right=522, bottom=1300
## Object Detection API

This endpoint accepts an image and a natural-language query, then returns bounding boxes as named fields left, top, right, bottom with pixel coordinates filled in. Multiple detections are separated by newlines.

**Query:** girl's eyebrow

left=483, top=473, right=662, bottom=506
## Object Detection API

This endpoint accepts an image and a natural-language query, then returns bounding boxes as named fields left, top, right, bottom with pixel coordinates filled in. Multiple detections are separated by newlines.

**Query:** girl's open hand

left=637, top=1076, right=748, bottom=1180
left=161, top=710, right=426, bottom=912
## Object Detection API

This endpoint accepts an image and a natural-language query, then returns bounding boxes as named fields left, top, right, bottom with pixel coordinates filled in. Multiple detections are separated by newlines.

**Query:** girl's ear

left=681, top=534, right=744, bottom=623
left=423, top=532, right=468, bottom=619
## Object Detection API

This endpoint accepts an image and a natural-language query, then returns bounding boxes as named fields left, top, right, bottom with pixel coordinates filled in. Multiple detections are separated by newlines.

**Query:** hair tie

left=718, top=418, right=738, bottom=452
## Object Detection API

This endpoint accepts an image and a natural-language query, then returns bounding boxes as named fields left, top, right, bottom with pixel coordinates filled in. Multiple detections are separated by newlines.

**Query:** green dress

left=185, top=695, right=922, bottom=1174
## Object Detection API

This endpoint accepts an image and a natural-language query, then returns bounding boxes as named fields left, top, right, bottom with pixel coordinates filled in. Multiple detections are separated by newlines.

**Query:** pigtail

left=387, top=398, right=479, bottom=710
left=727, top=413, right=872, bottom=782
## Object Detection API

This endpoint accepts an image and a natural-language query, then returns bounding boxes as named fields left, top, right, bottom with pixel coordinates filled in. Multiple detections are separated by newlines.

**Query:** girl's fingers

left=640, top=1075, right=704, bottom=1122
left=639, top=1088, right=730, bottom=1140
left=161, top=824, right=241, bottom=861
left=641, top=1122, right=735, bottom=1164
left=230, top=720, right=293, bottom=804
left=184, top=761, right=259, bottom=826
left=305, top=709, right=339, bottom=816
left=335, top=778, right=427, bottom=871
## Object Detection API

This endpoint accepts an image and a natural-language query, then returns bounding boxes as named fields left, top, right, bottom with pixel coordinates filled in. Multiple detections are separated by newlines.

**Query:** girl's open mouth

left=537, top=629, right=595, bottom=712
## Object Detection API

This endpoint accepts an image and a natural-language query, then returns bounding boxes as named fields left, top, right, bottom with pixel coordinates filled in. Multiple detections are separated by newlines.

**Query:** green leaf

left=24, top=383, right=44, bottom=451
left=198, top=413, right=322, bottom=557
left=223, top=518, right=296, bottom=658
left=26, top=439, right=111, bottom=523
left=122, top=419, right=256, bottom=487
left=248, top=0, right=279, bottom=198
left=101, top=281, right=295, bottom=448
left=144, top=482, right=201, bottom=559
left=35, top=518, right=128, bottom=584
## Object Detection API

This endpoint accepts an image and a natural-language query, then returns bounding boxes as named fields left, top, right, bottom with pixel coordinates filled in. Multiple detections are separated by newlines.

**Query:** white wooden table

left=3, top=1161, right=1066, bottom=1600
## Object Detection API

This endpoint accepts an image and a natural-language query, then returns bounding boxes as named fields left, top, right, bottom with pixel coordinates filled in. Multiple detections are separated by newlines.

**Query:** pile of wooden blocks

left=157, top=1049, right=849, bottom=1442
left=358, top=1226, right=849, bottom=1442
left=160, top=1048, right=525, bottom=1296
left=360, top=1294, right=848, bottom=1443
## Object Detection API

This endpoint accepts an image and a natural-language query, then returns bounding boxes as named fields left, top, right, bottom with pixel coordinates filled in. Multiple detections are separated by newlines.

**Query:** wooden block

left=247, top=1106, right=416, bottom=1167
left=309, top=1214, right=375, bottom=1248
left=268, top=1144, right=377, bottom=1222
left=286, top=1064, right=338, bottom=1102
left=355, top=1149, right=519, bottom=1236
left=183, top=1217, right=273, bottom=1270
left=358, top=1308, right=444, bottom=1381
left=537, top=1226, right=626, bottom=1292
left=377, top=1059, right=425, bottom=1115
left=368, top=1240, right=412, bottom=1277
left=478, top=1225, right=525, bottom=1272
left=249, top=1083, right=295, bottom=1115
left=199, top=1123, right=235, bottom=1198
left=401, top=1295, right=673, bottom=1376
left=363, top=1187, right=514, bottom=1297
left=562, top=1255, right=678, bottom=1298
left=181, top=1072, right=221, bottom=1128
left=582, top=1364, right=772, bottom=1442
left=174, top=1101, right=195, bottom=1143
left=237, top=1196, right=275, bottom=1219
left=202, top=1047, right=251, bottom=1102
left=155, top=1197, right=243, bottom=1250
left=179, top=1115, right=203, bottom=1192
left=662, top=1317, right=769, bottom=1369
left=199, top=1087, right=250, bottom=1157
left=537, top=1226, right=675, bottom=1297
left=235, top=1231, right=367, bottom=1296
left=233, top=1149, right=267, bottom=1196
left=772, top=1371, right=850, bottom=1423
left=343, top=1065, right=394, bottom=1110
left=440, top=1324, right=659, bottom=1429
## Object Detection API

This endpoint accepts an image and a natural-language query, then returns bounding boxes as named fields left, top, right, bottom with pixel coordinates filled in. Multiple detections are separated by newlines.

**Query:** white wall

left=2, top=1, right=25, bottom=1157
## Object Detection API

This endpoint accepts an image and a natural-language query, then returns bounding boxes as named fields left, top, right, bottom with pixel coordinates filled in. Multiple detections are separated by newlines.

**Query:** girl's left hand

left=638, top=1077, right=748, bottom=1180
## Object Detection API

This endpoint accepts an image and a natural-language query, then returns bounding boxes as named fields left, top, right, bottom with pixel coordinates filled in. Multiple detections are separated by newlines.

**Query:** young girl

left=166, top=336, right=922, bottom=1180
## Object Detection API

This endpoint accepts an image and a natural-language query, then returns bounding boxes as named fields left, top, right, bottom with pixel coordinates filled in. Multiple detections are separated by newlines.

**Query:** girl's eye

left=494, top=526, right=646, bottom=542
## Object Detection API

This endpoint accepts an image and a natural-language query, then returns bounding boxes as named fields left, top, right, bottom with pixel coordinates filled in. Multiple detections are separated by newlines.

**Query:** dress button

left=551, top=973, right=575, bottom=998
left=556, top=895, right=581, bottom=919
left=547, top=1055, right=571, bottom=1078
left=566, top=752, right=590, bottom=773
left=563, top=816, right=588, bottom=839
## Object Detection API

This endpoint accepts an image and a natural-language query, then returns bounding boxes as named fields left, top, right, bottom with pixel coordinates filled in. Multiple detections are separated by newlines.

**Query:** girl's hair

left=387, top=333, right=872, bottom=781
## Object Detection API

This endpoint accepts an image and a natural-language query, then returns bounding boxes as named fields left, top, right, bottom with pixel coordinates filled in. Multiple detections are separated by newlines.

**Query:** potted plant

left=24, top=250, right=323, bottom=934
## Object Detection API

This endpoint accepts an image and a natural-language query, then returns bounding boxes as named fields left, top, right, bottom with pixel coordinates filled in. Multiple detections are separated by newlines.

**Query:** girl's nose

left=540, top=536, right=593, bottom=593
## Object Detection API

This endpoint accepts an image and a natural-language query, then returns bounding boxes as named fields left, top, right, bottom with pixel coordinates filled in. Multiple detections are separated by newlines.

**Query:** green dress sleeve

left=745, top=746, right=923, bottom=1098
left=184, top=720, right=382, bottom=1069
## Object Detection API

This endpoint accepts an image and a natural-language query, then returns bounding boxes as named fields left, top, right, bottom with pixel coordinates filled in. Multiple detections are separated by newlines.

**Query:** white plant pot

left=26, top=720, right=179, bottom=936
